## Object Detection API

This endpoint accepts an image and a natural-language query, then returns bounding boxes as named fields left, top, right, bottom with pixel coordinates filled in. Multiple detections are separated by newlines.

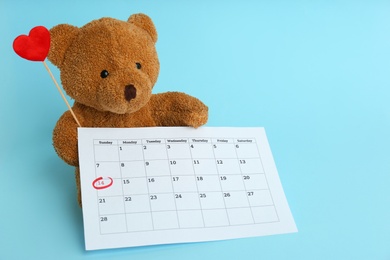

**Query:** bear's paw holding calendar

left=48, top=13, right=208, bottom=205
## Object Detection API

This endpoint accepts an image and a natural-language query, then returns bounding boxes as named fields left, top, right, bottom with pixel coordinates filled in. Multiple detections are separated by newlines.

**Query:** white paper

left=78, top=127, right=297, bottom=250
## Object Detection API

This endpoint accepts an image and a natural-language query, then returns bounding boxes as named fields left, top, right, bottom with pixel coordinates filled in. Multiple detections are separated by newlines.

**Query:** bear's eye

left=136, top=63, right=142, bottom=69
left=100, top=70, right=109, bottom=78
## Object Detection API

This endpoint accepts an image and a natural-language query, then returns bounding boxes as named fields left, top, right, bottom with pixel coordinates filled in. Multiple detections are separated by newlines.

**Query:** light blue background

left=1, top=1, right=389, bottom=259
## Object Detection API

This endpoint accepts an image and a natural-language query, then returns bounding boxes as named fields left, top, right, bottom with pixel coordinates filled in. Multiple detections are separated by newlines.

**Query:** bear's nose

left=124, top=84, right=137, bottom=101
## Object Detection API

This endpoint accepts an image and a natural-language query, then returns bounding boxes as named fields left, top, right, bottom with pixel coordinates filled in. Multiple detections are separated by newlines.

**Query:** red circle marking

left=92, top=177, right=113, bottom=190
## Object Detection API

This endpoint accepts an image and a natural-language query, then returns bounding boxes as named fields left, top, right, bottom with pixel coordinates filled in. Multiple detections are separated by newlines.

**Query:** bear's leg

left=75, top=167, right=82, bottom=207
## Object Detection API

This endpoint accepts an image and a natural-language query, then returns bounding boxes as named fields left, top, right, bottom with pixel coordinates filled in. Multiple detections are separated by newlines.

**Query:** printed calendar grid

left=92, top=136, right=280, bottom=235
left=78, top=127, right=297, bottom=250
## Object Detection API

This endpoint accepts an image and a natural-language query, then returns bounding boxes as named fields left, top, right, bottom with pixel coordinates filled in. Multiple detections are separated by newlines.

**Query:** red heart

left=13, top=26, right=50, bottom=62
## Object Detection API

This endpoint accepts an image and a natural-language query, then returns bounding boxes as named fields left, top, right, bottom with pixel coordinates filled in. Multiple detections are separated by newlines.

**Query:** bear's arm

left=53, top=110, right=81, bottom=166
left=149, top=92, right=208, bottom=127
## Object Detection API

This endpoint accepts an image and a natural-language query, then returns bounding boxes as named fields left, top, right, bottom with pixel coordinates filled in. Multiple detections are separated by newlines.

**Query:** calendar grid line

left=209, top=137, right=231, bottom=226
left=113, top=156, right=263, bottom=161
left=235, top=142, right=256, bottom=225
left=93, top=139, right=104, bottom=236
left=119, top=172, right=264, bottom=178
left=98, top=187, right=272, bottom=196
left=100, top=204, right=277, bottom=215
left=140, top=140, right=155, bottom=231
left=166, top=145, right=182, bottom=229
left=117, top=143, right=128, bottom=233
left=252, top=137, right=281, bottom=223
left=188, top=140, right=207, bottom=228
left=248, top=137, right=281, bottom=223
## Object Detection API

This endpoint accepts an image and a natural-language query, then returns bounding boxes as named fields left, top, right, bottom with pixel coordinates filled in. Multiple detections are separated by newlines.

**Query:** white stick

left=43, top=61, right=82, bottom=127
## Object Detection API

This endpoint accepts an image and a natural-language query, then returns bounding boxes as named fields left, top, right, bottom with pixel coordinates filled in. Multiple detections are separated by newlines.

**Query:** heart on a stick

left=13, top=26, right=50, bottom=62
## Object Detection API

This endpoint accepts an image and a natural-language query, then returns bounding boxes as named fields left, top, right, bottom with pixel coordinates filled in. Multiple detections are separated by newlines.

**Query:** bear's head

left=48, top=13, right=159, bottom=114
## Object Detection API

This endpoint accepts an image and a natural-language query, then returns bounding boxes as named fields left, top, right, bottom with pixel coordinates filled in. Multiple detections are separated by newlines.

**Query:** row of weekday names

left=94, top=138, right=256, bottom=145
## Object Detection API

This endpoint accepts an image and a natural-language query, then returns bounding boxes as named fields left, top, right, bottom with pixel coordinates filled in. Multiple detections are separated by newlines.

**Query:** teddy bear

left=47, top=13, right=208, bottom=205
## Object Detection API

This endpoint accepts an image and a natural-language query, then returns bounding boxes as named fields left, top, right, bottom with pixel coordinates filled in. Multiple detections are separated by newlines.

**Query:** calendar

left=78, top=127, right=297, bottom=250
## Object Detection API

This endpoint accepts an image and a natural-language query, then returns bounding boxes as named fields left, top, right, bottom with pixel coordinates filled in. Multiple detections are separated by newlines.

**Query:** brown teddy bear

left=48, top=13, right=208, bottom=205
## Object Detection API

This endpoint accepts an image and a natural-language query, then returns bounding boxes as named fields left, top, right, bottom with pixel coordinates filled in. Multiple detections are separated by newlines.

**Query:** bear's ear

left=47, top=24, right=79, bottom=67
left=128, top=13, right=157, bottom=43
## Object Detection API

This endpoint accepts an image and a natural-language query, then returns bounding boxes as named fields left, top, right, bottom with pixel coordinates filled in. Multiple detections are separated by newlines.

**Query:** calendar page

left=78, top=127, right=297, bottom=250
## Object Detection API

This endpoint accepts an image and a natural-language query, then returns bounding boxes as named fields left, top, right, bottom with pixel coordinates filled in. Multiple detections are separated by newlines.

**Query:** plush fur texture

left=48, top=13, right=208, bottom=205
